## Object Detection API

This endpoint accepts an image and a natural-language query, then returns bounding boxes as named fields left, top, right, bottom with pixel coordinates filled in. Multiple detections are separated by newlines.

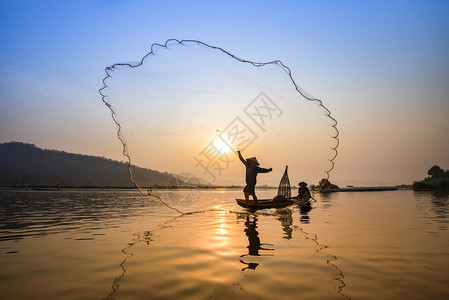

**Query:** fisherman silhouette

left=298, top=181, right=311, bottom=199
left=237, top=150, right=272, bottom=204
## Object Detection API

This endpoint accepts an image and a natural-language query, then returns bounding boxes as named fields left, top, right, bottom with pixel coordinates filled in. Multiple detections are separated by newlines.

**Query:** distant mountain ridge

left=0, top=142, right=185, bottom=187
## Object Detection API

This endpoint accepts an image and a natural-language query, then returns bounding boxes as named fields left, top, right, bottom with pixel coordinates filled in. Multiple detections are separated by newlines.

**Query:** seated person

left=298, top=181, right=311, bottom=199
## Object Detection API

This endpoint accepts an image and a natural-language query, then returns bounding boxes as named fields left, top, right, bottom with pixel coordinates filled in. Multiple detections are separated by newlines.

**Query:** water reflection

left=296, top=223, right=349, bottom=299
left=429, top=193, right=449, bottom=217
left=422, top=191, right=449, bottom=231
left=0, top=190, right=152, bottom=242
left=240, top=214, right=274, bottom=257
left=299, top=203, right=312, bottom=224
left=316, top=192, right=335, bottom=211
left=276, top=209, right=293, bottom=239
left=103, top=233, right=141, bottom=300
left=3, top=190, right=449, bottom=299
left=102, top=206, right=351, bottom=299
left=275, top=204, right=312, bottom=239
left=239, top=260, right=259, bottom=271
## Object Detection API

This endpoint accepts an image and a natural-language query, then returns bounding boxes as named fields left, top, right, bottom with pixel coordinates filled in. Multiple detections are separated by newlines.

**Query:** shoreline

left=319, top=186, right=407, bottom=193
left=0, top=185, right=412, bottom=192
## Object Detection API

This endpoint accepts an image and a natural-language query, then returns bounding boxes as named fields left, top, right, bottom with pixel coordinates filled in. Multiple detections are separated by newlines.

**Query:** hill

left=0, top=142, right=184, bottom=187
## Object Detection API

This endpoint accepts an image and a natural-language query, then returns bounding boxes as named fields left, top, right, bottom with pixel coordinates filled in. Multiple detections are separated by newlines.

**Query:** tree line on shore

left=2, top=142, right=446, bottom=193
left=413, top=165, right=449, bottom=191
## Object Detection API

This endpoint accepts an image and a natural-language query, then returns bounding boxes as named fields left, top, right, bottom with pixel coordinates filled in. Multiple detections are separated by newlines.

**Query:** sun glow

left=213, top=139, right=232, bottom=155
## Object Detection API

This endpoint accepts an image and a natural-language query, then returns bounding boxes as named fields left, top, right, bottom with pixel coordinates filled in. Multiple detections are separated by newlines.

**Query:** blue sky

left=1, top=0, right=448, bottom=186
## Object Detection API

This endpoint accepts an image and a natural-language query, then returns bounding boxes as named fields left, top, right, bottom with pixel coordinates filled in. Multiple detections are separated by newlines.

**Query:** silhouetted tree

left=427, top=165, right=444, bottom=178
left=413, top=165, right=449, bottom=191
left=318, top=178, right=339, bottom=190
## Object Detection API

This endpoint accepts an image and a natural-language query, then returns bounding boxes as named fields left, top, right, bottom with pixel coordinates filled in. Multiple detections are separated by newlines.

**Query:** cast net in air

left=99, top=39, right=339, bottom=213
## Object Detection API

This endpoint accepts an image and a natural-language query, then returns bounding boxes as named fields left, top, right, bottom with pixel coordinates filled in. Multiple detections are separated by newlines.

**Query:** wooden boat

left=236, top=195, right=311, bottom=209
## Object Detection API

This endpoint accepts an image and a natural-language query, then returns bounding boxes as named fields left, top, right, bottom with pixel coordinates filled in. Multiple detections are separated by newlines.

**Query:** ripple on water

left=2, top=190, right=448, bottom=300
left=104, top=211, right=343, bottom=300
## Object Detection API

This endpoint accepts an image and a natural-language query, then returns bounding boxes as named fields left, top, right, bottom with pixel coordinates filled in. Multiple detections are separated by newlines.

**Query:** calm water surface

left=0, top=189, right=448, bottom=299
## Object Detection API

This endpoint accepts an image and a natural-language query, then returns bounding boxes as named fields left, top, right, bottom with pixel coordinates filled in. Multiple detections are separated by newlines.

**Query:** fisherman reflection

left=240, top=214, right=273, bottom=271
left=243, top=215, right=273, bottom=256
left=239, top=260, right=259, bottom=271
left=299, top=206, right=311, bottom=224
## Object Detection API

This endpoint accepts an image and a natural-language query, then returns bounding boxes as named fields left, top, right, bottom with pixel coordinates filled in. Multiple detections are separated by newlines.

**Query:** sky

left=1, top=0, right=448, bottom=187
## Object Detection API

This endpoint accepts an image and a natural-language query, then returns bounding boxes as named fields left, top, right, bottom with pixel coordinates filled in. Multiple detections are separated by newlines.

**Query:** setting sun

left=213, top=138, right=233, bottom=155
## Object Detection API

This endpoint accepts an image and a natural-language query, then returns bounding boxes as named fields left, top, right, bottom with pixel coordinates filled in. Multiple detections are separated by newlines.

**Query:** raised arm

left=237, top=150, right=247, bottom=165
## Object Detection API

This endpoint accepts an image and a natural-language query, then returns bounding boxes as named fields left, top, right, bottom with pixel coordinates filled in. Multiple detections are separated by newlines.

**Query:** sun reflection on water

left=214, top=210, right=229, bottom=247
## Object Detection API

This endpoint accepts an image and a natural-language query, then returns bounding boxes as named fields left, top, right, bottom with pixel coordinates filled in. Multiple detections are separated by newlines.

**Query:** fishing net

left=99, top=39, right=338, bottom=212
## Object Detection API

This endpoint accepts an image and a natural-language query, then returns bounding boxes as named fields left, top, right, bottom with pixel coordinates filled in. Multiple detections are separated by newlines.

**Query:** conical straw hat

left=247, top=157, right=259, bottom=165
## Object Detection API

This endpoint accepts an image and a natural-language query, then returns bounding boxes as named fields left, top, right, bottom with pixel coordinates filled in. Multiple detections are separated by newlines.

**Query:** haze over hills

left=0, top=142, right=208, bottom=187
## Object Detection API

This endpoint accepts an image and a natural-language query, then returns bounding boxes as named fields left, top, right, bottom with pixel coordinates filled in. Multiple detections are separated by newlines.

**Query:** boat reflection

left=275, top=201, right=312, bottom=239
left=276, top=209, right=293, bottom=239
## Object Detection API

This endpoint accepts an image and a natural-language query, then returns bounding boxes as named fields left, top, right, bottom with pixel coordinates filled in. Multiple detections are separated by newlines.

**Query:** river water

left=0, top=189, right=448, bottom=299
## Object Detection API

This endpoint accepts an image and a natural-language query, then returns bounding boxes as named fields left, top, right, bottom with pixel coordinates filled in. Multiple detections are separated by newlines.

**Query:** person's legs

left=244, top=186, right=250, bottom=202
left=246, top=184, right=257, bottom=204
left=251, top=192, right=258, bottom=204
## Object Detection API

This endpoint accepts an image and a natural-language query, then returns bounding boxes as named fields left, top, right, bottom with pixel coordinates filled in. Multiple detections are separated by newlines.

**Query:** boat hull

left=236, top=196, right=311, bottom=209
